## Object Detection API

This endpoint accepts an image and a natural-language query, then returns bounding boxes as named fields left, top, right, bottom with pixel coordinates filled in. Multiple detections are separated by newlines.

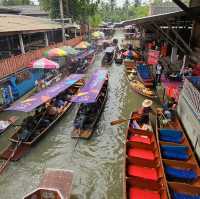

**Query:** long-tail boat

left=71, top=69, right=108, bottom=139
left=0, top=74, right=84, bottom=161
left=76, top=49, right=96, bottom=73
left=124, top=59, right=135, bottom=70
left=124, top=112, right=169, bottom=199
left=137, top=63, right=154, bottom=87
left=125, top=64, right=157, bottom=99
left=102, top=46, right=116, bottom=66
left=23, top=168, right=73, bottom=199
left=129, top=79, right=157, bottom=99
left=156, top=113, right=200, bottom=198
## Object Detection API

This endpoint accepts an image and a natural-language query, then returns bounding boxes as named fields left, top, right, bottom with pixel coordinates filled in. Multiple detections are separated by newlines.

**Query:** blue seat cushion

left=161, top=145, right=189, bottom=160
left=165, top=165, right=198, bottom=182
left=159, top=129, right=183, bottom=143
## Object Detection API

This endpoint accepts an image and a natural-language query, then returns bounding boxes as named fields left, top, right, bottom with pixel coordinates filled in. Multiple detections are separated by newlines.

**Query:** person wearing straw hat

left=138, top=99, right=154, bottom=125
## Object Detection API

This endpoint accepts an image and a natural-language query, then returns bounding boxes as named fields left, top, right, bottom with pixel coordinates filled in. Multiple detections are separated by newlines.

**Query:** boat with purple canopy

left=71, top=69, right=108, bottom=139
left=76, top=49, right=96, bottom=73
left=0, top=74, right=84, bottom=161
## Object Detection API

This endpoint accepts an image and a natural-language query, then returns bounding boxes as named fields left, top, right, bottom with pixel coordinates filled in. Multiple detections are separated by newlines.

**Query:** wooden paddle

left=110, top=114, right=141, bottom=126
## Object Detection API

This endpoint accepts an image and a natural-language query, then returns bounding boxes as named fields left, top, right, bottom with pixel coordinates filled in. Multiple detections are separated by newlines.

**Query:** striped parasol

left=43, top=48, right=67, bottom=57
left=29, top=58, right=60, bottom=69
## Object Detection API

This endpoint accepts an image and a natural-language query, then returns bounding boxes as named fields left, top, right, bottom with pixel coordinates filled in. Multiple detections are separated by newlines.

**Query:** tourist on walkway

left=155, top=61, right=163, bottom=84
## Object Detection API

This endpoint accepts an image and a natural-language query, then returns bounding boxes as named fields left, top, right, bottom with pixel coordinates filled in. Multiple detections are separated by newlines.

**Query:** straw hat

left=142, top=99, right=153, bottom=108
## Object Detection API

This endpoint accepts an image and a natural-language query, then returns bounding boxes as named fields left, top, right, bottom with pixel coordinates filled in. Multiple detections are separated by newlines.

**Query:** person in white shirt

left=156, top=61, right=163, bottom=83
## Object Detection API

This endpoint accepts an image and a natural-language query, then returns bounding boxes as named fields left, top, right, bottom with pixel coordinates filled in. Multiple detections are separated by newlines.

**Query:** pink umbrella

left=29, top=58, right=59, bottom=69
left=123, top=50, right=139, bottom=58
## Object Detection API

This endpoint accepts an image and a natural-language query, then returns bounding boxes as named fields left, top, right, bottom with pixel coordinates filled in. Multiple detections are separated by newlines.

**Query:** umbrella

left=92, top=31, right=104, bottom=39
left=75, top=41, right=91, bottom=49
left=29, top=58, right=59, bottom=69
left=123, top=50, right=139, bottom=58
left=43, top=48, right=67, bottom=57
left=61, top=46, right=80, bottom=55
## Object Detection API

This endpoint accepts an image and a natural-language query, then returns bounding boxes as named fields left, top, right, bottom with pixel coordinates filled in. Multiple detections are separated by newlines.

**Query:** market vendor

left=137, top=99, right=154, bottom=125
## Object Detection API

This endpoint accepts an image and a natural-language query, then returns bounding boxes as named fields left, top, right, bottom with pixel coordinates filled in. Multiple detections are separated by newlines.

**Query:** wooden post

left=74, top=28, right=77, bottom=38
left=44, top=32, right=49, bottom=47
left=18, top=34, right=25, bottom=54
left=59, top=0, right=65, bottom=42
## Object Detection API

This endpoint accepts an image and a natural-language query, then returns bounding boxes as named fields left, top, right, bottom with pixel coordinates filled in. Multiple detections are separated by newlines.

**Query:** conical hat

left=142, top=99, right=153, bottom=108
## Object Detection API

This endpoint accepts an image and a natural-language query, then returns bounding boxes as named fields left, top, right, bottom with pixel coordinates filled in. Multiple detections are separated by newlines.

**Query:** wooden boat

left=124, top=59, right=135, bottom=69
left=137, top=63, right=154, bottom=87
left=0, top=75, right=84, bottom=161
left=125, top=65, right=157, bottom=99
left=102, top=46, right=116, bottom=66
left=124, top=112, right=169, bottom=199
left=23, top=168, right=73, bottom=199
left=76, top=49, right=96, bottom=73
left=156, top=114, right=199, bottom=164
left=129, top=80, right=157, bottom=99
left=0, top=116, right=17, bottom=135
left=156, top=113, right=200, bottom=198
left=168, top=182, right=200, bottom=199
left=71, top=69, right=108, bottom=139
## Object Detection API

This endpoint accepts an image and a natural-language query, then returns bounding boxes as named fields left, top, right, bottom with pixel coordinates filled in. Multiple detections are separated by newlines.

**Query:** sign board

left=147, top=50, right=160, bottom=65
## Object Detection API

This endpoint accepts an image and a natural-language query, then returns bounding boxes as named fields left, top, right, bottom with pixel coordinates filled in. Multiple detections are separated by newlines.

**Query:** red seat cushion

left=128, top=148, right=155, bottom=160
left=128, top=165, right=158, bottom=181
left=129, top=187, right=160, bottom=199
left=129, top=134, right=151, bottom=144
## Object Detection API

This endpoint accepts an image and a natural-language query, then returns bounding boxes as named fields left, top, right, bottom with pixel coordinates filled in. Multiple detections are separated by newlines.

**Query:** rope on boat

left=0, top=141, right=22, bottom=175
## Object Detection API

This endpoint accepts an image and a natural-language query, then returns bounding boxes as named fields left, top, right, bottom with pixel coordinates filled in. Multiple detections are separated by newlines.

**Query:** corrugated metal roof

left=121, top=10, right=186, bottom=26
left=0, top=14, right=61, bottom=34
left=5, top=5, right=48, bottom=16
left=150, top=2, right=182, bottom=15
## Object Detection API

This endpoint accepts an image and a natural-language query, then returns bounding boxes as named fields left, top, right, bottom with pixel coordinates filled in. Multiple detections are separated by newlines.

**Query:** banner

left=147, top=50, right=160, bottom=65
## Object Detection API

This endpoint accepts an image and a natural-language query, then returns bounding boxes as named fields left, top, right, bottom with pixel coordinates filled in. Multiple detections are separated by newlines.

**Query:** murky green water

left=0, top=31, right=146, bottom=199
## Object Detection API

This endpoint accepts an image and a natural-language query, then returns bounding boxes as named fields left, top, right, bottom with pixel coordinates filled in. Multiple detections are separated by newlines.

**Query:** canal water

left=0, top=31, right=146, bottom=199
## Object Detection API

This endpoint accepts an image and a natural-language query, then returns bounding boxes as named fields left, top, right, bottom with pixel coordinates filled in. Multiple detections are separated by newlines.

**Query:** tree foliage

left=39, top=0, right=99, bottom=22
left=89, top=14, right=102, bottom=28
left=98, top=1, right=149, bottom=23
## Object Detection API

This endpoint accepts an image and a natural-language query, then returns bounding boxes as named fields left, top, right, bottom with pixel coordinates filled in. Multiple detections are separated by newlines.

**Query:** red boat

left=124, top=112, right=169, bottom=199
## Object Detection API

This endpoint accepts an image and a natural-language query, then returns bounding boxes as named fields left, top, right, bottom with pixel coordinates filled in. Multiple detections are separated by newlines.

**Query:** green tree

left=89, top=14, right=102, bottom=28
left=39, top=0, right=98, bottom=22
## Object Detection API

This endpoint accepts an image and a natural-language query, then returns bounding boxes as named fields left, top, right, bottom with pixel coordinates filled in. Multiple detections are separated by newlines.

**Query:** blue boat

left=0, top=68, right=44, bottom=108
